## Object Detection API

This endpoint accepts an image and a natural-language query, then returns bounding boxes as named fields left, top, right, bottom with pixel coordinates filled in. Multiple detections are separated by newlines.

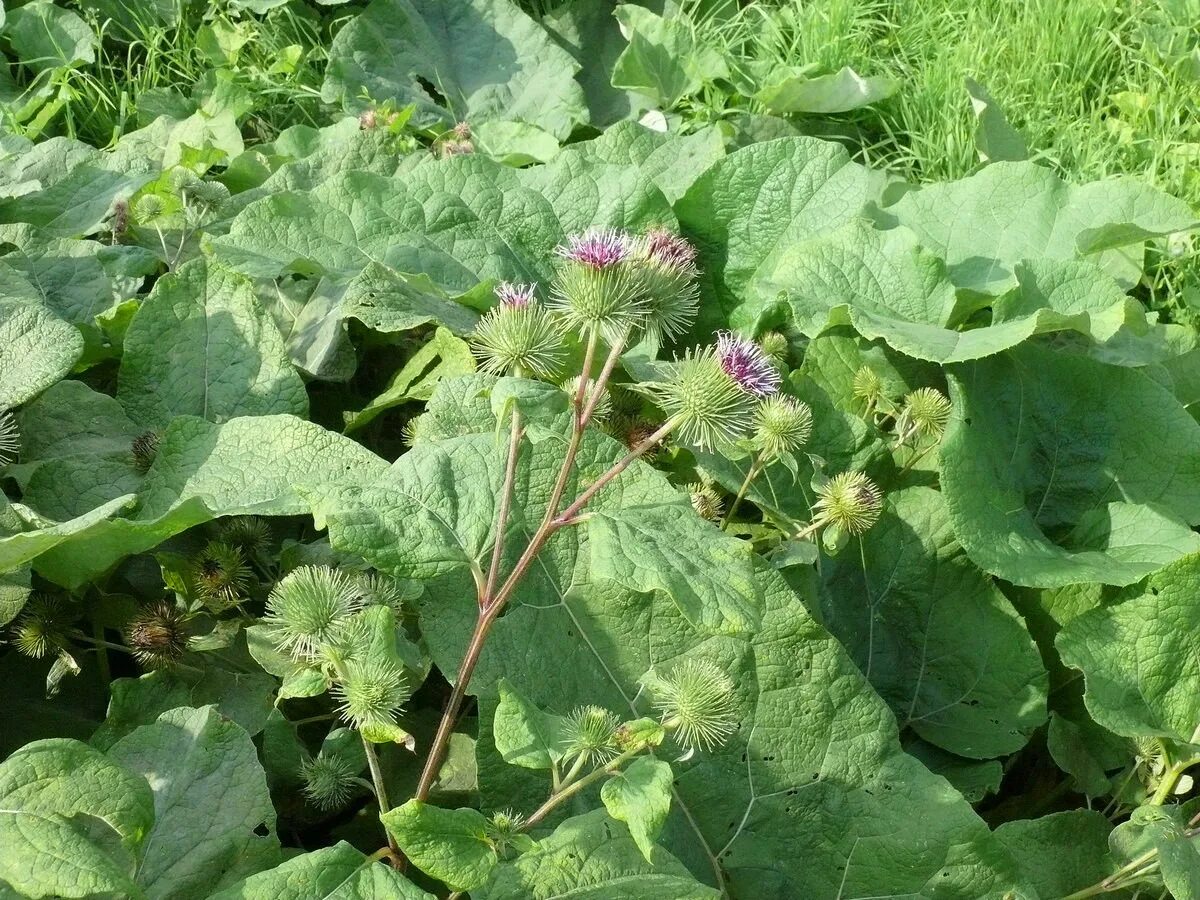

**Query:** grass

left=4, top=0, right=340, bottom=148
left=694, top=0, right=1200, bottom=314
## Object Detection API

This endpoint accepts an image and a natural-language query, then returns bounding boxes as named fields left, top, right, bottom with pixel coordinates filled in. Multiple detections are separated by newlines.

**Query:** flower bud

left=353, top=572, right=407, bottom=615
left=812, top=471, right=883, bottom=536
left=218, top=516, right=271, bottom=558
left=333, top=658, right=410, bottom=730
left=645, top=658, right=736, bottom=752
left=11, top=595, right=72, bottom=660
left=266, top=565, right=363, bottom=661
left=758, top=331, right=789, bottom=366
left=897, top=387, right=952, bottom=441
left=753, top=395, right=813, bottom=461
left=715, top=331, right=781, bottom=397
left=401, top=413, right=425, bottom=448
left=299, top=753, right=359, bottom=811
left=852, top=366, right=885, bottom=411
left=470, top=302, right=566, bottom=380
left=561, top=705, right=621, bottom=765
left=0, top=411, right=18, bottom=466
left=642, top=346, right=758, bottom=450
left=630, top=228, right=699, bottom=344
left=125, top=601, right=189, bottom=670
left=550, top=229, right=647, bottom=340
left=192, top=541, right=252, bottom=611
left=605, top=413, right=662, bottom=461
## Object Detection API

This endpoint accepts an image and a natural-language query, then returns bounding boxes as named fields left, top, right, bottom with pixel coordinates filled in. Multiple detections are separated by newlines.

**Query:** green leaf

left=492, top=678, right=567, bottom=770
left=1046, top=711, right=1130, bottom=797
left=883, top=160, right=1198, bottom=293
left=322, top=0, right=585, bottom=139
left=381, top=800, right=497, bottom=891
left=0, top=738, right=154, bottom=853
left=821, top=488, right=1048, bottom=758
left=994, top=810, right=1114, bottom=898
left=208, top=842, right=434, bottom=899
left=1111, top=805, right=1200, bottom=897
left=556, top=120, right=726, bottom=204
left=0, top=138, right=151, bottom=236
left=465, top=567, right=1028, bottom=896
left=0, top=494, right=136, bottom=575
left=4, top=1, right=97, bottom=70
left=942, top=346, right=1200, bottom=587
left=341, top=266, right=482, bottom=337
left=756, top=66, right=897, bottom=114
left=345, top=327, right=475, bottom=432
left=90, top=668, right=277, bottom=750
left=0, top=808, right=143, bottom=899
left=1058, top=551, right=1200, bottom=743
left=117, top=259, right=308, bottom=429
left=587, top=504, right=761, bottom=634
left=675, top=137, right=872, bottom=335
left=107, top=706, right=278, bottom=899
left=758, top=221, right=1147, bottom=363
left=966, top=77, right=1028, bottom=163
left=611, top=6, right=707, bottom=109
left=0, top=302, right=83, bottom=408
left=542, top=0, right=636, bottom=128
left=29, top=414, right=386, bottom=587
left=0, top=738, right=151, bottom=899
left=476, top=809, right=720, bottom=899
left=601, top=756, right=674, bottom=862
left=903, top=739, right=1003, bottom=803
left=10, top=380, right=144, bottom=520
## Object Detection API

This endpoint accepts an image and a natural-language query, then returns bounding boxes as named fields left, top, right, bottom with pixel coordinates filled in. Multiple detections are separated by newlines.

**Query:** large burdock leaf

left=382, top=801, right=497, bottom=891
left=1058, top=552, right=1200, bottom=743
left=207, top=842, right=433, bottom=899
left=108, top=706, right=278, bottom=900
left=0, top=738, right=154, bottom=853
left=465, top=566, right=1028, bottom=896
left=476, top=810, right=720, bottom=899
left=321, top=0, right=586, bottom=139
left=0, top=738, right=154, bottom=898
left=821, top=488, right=1048, bottom=758
left=674, top=137, right=873, bottom=335
left=758, top=221, right=1149, bottom=364
left=881, top=160, right=1198, bottom=293
left=20, top=414, right=386, bottom=587
left=4, top=2, right=96, bottom=71
left=212, top=154, right=672, bottom=293
left=210, top=165, right=556, bottom=286
left=9, top=380, right=144, bottom=520
left=118, top=259, right=308, bottom=428
left=994, top=810, right=1114, bottom=898
left=941, top=345, right=1200, bottom=587
left=588, top=504, right=761, bottom=633
left=390, top=386, right=1027, bottom=897
left=0, top=494, right=135, bottom=575
left=0, top=302, right=83, bottom=408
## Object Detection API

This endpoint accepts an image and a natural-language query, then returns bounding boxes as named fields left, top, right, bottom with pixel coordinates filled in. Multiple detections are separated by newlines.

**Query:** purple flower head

left=494, top=281, right=537, bottom=308
left=716, top=331, right=781, bottom=397
left=644, top=228, right=698, bottom=272
left=556, top=229, right=632, bottom=269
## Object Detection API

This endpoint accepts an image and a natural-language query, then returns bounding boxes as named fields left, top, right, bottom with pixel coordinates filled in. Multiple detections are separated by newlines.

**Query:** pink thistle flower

left=716, top=331, right=781, bottom=397
left=556, top=229, right=632, bottom=269
left=494, top=281, right=537, bottom=308
left=643, top=228, right=698, bottom=273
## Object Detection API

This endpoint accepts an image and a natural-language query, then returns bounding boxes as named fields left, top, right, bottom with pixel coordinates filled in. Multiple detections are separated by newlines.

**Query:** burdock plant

left=408, top=227, right=759, bottom=817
